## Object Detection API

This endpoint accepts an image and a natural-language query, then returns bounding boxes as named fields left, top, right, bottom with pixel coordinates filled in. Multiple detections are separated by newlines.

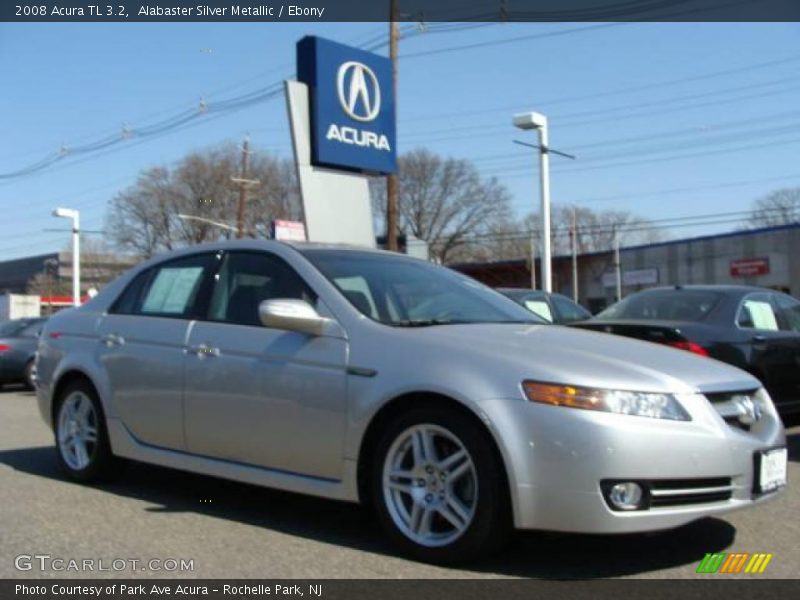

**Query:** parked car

left=35, top=243, right=785, bottom=563
left=574, top=285, right=800, bottom=416
left=498, top=288, right=591, bottom=324
left=0, top=317, right=45, bottom=389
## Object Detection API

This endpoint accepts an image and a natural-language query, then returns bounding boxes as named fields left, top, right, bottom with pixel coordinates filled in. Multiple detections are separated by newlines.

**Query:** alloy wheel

left=57, top=391, right=98, bottom=471
left=382, top=423, right=478, bottom=547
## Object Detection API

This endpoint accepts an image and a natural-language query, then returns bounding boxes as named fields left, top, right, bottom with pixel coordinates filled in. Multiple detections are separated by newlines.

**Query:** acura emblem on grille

left=732, top=395, right=761, bottom=425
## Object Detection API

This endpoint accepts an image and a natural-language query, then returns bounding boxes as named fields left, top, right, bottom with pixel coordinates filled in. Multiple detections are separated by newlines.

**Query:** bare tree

left=372, top=149, right=513, bottom=263
left=552, top=205, right=667, bottom=254
left=748, top=188, right=800, bottom=228
left=105, top=144, right=300, bottom=257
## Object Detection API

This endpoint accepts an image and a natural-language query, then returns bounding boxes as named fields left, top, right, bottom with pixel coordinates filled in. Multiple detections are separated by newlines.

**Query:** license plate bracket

left=753, top=447, right=787, bottom=495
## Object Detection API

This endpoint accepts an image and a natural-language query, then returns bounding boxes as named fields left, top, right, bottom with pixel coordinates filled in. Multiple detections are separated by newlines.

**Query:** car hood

left=398, top=322, right=758, bottom=395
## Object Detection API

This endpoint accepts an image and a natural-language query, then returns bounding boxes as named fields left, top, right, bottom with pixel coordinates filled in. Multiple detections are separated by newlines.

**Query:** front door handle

left=187, top=344, right=220, bottom=358
left=101, top=333, right=125, bottom=347
left=752, top=335, right=767, bottom=343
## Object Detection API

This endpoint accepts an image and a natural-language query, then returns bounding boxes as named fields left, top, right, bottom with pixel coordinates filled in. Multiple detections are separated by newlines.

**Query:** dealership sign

left=297, top=36, right=397, bottom=174
left=730, top=257, right=770, bottom=278
left=271, top=219, right=306, bottom=241
left=602, top=268, right=659, bottom=288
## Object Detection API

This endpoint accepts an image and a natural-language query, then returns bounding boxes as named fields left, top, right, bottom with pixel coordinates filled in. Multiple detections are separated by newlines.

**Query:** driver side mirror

left=258, top=299, right=334, bottom=336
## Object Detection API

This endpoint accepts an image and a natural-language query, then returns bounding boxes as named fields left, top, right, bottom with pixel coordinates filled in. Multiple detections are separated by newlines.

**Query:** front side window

left=524, top=299, right=553, bottom=323
left=208, top=252, right=317, bottom=327
left=737, top=294, right=780, bottom=331
left=302, top=250, right=541, bottom=326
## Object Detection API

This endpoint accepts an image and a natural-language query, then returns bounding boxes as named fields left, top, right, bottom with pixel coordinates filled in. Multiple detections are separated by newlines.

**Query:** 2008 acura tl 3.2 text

left=35, top=241, right=787, bottom=563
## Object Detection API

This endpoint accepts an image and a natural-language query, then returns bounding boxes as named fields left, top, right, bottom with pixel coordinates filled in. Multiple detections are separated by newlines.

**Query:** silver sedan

left=35, top=241, right=787, bottom=563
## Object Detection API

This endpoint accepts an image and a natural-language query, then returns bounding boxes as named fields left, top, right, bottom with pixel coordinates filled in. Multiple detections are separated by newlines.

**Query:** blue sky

left=1, top=21, right=799, bottom=260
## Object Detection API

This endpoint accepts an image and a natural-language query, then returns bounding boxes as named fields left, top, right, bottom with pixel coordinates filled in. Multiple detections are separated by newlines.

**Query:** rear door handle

left=101, top=333, right=125, bottom=347
left=187, top=344, right=220, bottom=358
left=752, top=335, right=767, bottom=343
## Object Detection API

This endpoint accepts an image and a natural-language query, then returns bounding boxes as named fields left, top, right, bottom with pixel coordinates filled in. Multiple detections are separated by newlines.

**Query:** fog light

left=608, top=482, right=643, bottom=510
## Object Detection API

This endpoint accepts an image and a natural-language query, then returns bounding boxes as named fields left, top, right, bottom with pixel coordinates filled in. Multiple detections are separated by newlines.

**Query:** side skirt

left=106, top=418, right=359, bottom=503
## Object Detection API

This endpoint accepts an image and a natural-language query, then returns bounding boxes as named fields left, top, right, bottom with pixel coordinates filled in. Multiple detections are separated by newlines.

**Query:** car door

left=736, top=292, right=797, bottom=408
left=182, top=250, right=348, bottom=480
left=96, top=252, right=218, bottom=451
left=771, top=293, right=800, bottom=410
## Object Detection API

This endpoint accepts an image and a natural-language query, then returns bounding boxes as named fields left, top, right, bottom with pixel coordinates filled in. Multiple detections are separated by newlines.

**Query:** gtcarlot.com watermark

left=14, top=554, right=194, bottom=573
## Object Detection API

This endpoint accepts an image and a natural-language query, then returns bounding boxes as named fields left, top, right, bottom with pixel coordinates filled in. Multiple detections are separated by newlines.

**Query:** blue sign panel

left=297, top=36, right=397, bottom=174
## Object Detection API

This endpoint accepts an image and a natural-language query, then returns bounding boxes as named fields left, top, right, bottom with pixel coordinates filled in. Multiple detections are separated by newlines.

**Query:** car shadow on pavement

left=0, top=445, right=736, bottom=579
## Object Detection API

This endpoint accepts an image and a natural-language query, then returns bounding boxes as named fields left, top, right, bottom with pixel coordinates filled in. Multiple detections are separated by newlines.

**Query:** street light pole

left=571, top=207, right=579, bottom=302
left=52, top=208, right=80, bottom=306
left=513, top=112, right=553, bottom=293
left=614, top=226, right=623, bottom=302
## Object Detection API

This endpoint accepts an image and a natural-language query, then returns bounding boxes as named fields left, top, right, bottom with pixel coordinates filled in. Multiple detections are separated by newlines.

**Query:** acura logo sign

left=337, top=61, right=381, bottom=122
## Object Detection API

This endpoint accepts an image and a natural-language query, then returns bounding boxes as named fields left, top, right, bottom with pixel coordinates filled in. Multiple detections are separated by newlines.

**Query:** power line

left=401, top=52, right=800, bottom=123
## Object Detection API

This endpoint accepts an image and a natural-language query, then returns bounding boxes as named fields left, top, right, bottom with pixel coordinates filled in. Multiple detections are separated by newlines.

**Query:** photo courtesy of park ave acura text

left=0, top=0, right=799, bottom=592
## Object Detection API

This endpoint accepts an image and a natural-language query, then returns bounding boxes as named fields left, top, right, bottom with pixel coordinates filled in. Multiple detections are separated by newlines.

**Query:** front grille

left=649, top=477, right=733, bottom=507
left=705, top=390, right=762, bottom=431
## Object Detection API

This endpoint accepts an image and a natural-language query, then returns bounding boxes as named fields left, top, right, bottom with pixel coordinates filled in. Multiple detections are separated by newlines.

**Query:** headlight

left=521, top=381, right=691, bottom=421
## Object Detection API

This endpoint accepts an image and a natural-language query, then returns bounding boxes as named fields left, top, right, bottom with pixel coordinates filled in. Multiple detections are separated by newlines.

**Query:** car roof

left=497, top=288, right=546, bottom=295
left=636, top=284, right=776, bottom=295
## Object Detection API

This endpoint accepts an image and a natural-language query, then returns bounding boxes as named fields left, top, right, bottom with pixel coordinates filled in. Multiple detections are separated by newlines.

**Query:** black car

left=498, top=288, right=592, bottom=324
left=573, top=285, right=800, bottom=415
left=0, top=317, right=45, bottom=390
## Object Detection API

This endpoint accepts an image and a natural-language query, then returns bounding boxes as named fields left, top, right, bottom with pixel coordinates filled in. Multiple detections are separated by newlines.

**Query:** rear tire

left=54, top=380, right=116, bottom=482
left=370, top=406, right=510, bottom=564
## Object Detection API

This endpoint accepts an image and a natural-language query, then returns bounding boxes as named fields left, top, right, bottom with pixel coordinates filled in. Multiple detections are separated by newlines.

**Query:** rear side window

left=111, top=254, right=216, bottom=318
left=552, top=295, right=591, bottom=323
left=737, top=294, right=779, bottom=331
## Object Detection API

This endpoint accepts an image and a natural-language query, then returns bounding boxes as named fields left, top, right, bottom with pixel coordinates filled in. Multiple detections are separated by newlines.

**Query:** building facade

left=453, top=223, right=800, bottom=313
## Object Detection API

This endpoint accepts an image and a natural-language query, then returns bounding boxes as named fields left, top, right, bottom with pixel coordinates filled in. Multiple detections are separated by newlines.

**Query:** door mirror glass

left=258, top=299, right=332, bottom=336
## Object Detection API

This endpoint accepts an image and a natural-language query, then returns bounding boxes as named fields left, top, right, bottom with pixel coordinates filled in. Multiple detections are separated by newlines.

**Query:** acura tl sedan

left=35, top=241, right=786, bottom=563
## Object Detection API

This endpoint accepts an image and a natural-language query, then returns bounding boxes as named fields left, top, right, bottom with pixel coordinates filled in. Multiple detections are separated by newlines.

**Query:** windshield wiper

left=393, top=319, right=461, bottom=327
left=392, top=319, right=539, bottom=327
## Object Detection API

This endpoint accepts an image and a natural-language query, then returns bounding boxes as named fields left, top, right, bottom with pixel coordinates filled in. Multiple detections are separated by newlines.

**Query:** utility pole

left=613, top=226, right=623, bottom=302
left=231, top=137, right=260, bottom=239
left=571, top=207, right=579, bottom=302
left=530, top=231, right=537, bottom=289
left=386, top=0, right=399, bottom=251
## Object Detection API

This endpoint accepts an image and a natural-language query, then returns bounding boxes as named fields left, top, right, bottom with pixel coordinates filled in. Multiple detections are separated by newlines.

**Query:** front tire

left=23, top=360, right=35, bottom=390
left=54, top=380, right=115, bottom=482
left=371, top=406, right=510, bottom=564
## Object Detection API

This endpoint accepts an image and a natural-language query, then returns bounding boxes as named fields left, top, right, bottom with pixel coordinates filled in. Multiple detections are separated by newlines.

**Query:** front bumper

left=484, top=392, right=786, bottom=533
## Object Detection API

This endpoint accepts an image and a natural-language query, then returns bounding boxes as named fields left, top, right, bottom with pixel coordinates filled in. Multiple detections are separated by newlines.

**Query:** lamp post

left=52, top=208, right=80, bottom=307
left=513, top=111, right=553, bottom=293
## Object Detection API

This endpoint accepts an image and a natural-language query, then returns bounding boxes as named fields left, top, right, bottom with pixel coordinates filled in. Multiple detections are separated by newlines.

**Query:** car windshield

left=0, top=319, right=29, bottom=336
left=302, top=250, right=543, bottom=326
left=598, top=289, right=721, bottom=321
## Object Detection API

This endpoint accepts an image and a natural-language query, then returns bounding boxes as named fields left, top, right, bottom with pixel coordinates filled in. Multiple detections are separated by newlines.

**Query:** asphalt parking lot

left=1, top=386, right=797, bottom=579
